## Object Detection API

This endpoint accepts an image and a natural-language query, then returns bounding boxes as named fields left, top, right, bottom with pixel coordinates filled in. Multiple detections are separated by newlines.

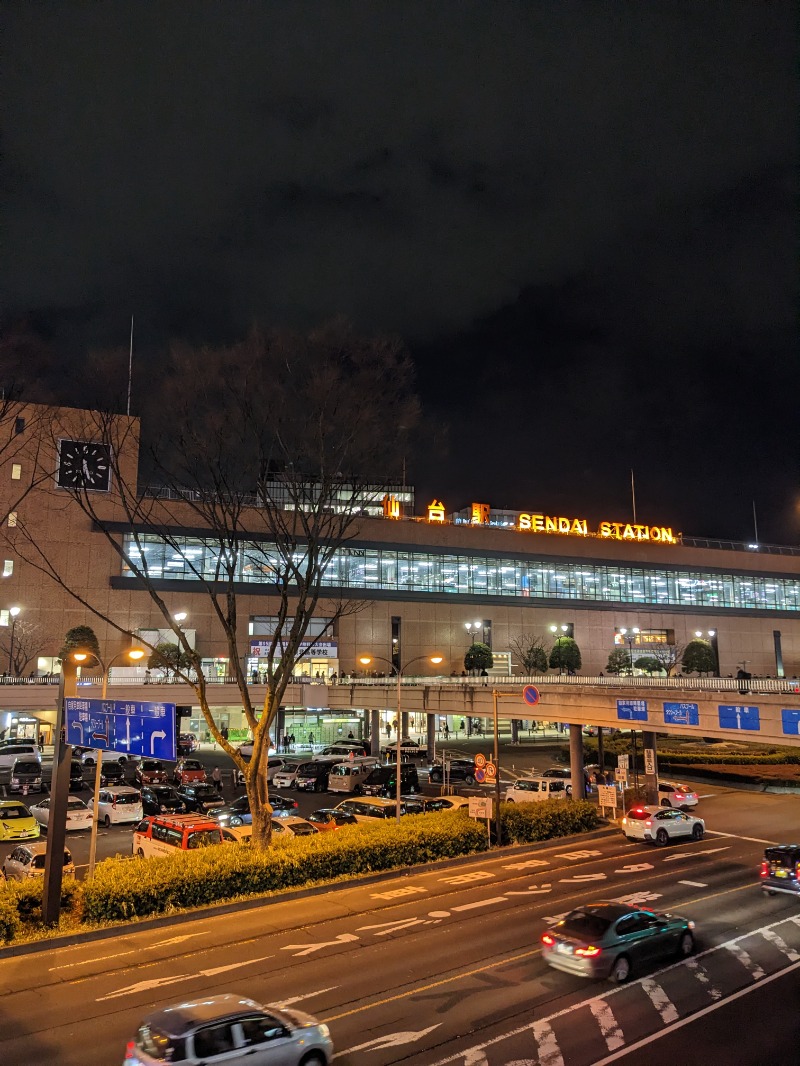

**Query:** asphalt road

left=0, top=792, right=799, bottom=1065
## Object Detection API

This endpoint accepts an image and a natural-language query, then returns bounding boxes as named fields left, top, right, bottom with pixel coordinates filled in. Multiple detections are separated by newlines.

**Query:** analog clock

left=56, top=440, right=112, bottom=491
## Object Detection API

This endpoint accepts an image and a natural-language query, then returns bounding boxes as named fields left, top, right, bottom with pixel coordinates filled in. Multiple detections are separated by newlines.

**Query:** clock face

left=56, top=440, right=112, bottom=491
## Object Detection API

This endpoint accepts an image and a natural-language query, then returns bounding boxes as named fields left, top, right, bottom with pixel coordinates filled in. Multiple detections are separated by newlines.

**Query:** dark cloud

left=1, top=1, right=795, bottom=538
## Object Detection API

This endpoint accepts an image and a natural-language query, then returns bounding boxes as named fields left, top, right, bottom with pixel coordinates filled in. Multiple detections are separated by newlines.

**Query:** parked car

left=362, top=763, right=420, bottom=796
left=307, top=808, right=360, bottom=831
left=30, top=795, right=93, bottom=831
left=177, top=732, right=199, bottom=755
left=97, top=786, right=144, bottom=827
left=270, top=816, right=319, bottom=837
left=269, top=794, right=300, bottom=816
left=0, top=800, right=40, bottom=842
left=422, top=795, right=472, bottom=813
left=760, top=844, right=800, bottom=898
left=333, top=797, right=406, bottom=822
left=81, top=749, right=137, bottom=767
left=177, top=784, right=226, bottom=815
left=123, top=993, right=333, bottom=1066
left=428, top=758, right=474, bottom=786
left=294, top=761, right=337, bottom=793
left=621, top=805, right=705, bottom=846
left=272, top=761, right=307, bottom=790
left=0, top=743, right=41, bottom=772
left=505, top=777, right=568, bottom=803
left=134, top=759, right=168, bottom=787
left=173, top=758, right=207, bottom=786
left=69, top=758, right=86, bottom=790
left=320, top=741, right=370, bottom=758
left=133, top=814, right=223, bottom=858
left=140, top=786, right=187, bottom=816
left=234, top=756, right=287, bottom=788
left=326, top=758, right=380, bottom=794
left=8, top=757, right=44, bottom=794
left=657, top=781, right=699, bottom=808
left=2, top=842, right=75, bottom=881
left=211, top=795, right=252, bottom=828
left=540, top=901, right=695, bottom=982
left=381, top=738, right=425, bottom=760
left=540, top=766, right=591, bottom=796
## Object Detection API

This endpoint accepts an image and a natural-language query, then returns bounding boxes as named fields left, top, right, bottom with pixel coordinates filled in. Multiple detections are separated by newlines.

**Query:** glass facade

left=121, top=534, right=800, bottom=613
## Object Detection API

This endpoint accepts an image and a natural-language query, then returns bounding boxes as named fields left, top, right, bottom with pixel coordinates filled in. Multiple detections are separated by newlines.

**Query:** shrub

left=0, top=895, right=20, bottom=942
left=500, top=800, right=599, bottom=844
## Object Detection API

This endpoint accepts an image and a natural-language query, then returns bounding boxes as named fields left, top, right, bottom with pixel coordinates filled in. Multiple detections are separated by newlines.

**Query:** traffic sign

left=644, top=748, right=656, bottom=776
left=616, top=768, right=628, bottom=785
left=718, top=705, right=760, bottom=732
left=469, top=797, right=493, bottom=819
left=523, top=685, right=540, bottom=706
left=65, top=698, right=177, bottom=761
left=663, top=702, right=699, bottom=726
left=617, top=754, right=629, bottom=770
left=781, top=709, right=800, bottom=736
left=474, top=768, right=486, bottom=783
left=474, top=753, right=487, bottom=768
left=597, top=785, right=617, bottom=808
left=616, top=699, right=648, bottom=721
left=484, top=762, right=497, bottom=779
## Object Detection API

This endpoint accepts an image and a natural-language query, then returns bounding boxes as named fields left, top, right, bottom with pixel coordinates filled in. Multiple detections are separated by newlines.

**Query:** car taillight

left=645, top=820, right=652, bottom=826
left=760, top=861, right=770, bottom=877
left=541, top=933, right=555, bottom=945
left=674, top=793, right=686, bottom=800
left=575, top=945, right=601, bottom=958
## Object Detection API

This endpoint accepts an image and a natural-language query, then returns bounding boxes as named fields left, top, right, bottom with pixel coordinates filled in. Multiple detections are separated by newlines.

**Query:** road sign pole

left=87, top=750, right=103, bottom=878
left=492, top=690, right=502, bottom=847
left=43, top=661, right=77, bottom=926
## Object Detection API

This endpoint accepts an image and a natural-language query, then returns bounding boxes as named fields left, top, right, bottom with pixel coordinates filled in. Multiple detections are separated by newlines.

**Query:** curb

left=0, top=825, right=617, bottom=961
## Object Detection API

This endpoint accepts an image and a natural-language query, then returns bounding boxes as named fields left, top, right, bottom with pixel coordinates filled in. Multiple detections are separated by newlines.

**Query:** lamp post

left=72, top=646, right=146, bottom=877
left=695, top=629, right=718, bottom=677
left=619, top=626, right=640, bottom=674
left=359, top=652, right=443, bottom=823
left=464, top=621, right=483, bottom=655
left=549, top=623, right=569, bottom=675
left=7, top=605, right=20, bottom=676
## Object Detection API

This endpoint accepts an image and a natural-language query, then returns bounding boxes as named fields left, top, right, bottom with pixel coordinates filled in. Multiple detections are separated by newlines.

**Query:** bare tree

left=8, top=321, right=419, bottom=847
left=648, top=643, right=685, bottom=676
left=0, top=619, right=46, bottom=677
left=508, top=633, right=549, bottom=674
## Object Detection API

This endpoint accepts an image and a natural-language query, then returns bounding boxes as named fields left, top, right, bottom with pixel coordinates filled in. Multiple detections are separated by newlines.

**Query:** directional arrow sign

left=65, top=698, right=176, bottom=760
left=718, top=705, right=760, bottom=731
left=343, top=1025, right=442, bottom=1055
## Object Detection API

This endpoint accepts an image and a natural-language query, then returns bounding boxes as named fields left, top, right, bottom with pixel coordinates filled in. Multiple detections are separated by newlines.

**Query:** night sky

left=2, top=3, right=796, bottom=542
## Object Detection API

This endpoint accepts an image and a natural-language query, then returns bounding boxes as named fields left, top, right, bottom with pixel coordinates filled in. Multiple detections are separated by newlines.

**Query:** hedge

left=0, top=803, right=601, bottom=941
left=660, top=752, right=800, bottom=766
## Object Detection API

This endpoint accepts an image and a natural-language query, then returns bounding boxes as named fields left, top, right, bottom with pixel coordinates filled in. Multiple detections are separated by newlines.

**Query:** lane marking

left=275, top=985, right=338, bottom=1007
left=678, top=880, right=708, bottom=887
left=589, top=1000, right=625, bottom=1052
left=559, top=873, right=607, bottom=883
left=725, top=943, right=766, bottom=980
left=588, top=960, right=800, bottom=1065
left=532, top=1019, right=564, bottom=1066
left=641, top=978, right=679, bottom=1023
left=50, top=949, right=137, bottom=971
left=440, top=871, right=495, bottom=886
left=761, top=928, right=800, bottom=962
left=697, top=793, right=716, bottom=798
left=281, top=933, right=359, bottom=956
left=340, top=1024, right=442, bottom=1054
left=453, top=896, right=508, bottom=913
left=707, top=831, right=779, bottom=845
left=97, top=954, right=274, bottom=1000
left=685, top=957, right=722, bottom=1000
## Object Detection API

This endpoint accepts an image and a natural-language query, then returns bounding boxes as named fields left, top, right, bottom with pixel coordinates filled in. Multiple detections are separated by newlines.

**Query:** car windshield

left=193, top=786, right=218, bottom=798
left=142, top=761, right=161, bottom=770
left=14, top=761, right=40, bottom=773
left=559, top=912, right=613, bottom=939
left=297, top=763, right=321, bottom=775
left=1, top=805, right=29, bottom=819
left=289, top=823, right=316, bottom=834
left=183, top=761, right=202, bottom=770
left=67, top=798, right=87, bottom=810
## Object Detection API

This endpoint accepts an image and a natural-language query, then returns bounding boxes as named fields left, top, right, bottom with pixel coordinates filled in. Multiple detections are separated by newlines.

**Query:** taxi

left=0, top=799, right=40, bottom=842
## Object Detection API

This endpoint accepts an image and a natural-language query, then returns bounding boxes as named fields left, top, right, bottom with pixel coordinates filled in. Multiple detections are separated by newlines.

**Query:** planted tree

left=148, top=642, right=194, bottom=679
left=605, top=648, right=632, bottom=675
left=634, top=655, right=663, bottom=675
left=58, top=625, right=101, bottom=662
left=682, top=639, right=716, bottom=675
left=7, top=321, right=418, bottom=849
left=0, top=619, right=45, bottom=677
left=464, top=642, right=493, bottom=673
left=647, top=643, right=685, bottom=677
left=549, top=636, right=582, bottom=673
left=509, top=634, right=548, bottom=674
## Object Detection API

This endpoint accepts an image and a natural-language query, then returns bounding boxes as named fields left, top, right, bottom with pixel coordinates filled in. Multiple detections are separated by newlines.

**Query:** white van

left=505, top=777, right=568, bottom=803
left=327, top=758, right=380, bottom=794
left=97, top=786, right=144, bottom=826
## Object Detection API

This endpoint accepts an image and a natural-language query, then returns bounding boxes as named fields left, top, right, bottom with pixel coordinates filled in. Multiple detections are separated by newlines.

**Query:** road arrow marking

left=275, top=986, right=338, bottom=1007
left=341, top=1024, right=441, bottom=1054
left=97, top=955, right=274, bottom=1000
left=560, top=873, right=607, bottom=883
left=281, top=933, right=359, bottom=956
left=615, top=863, right=654, bottom=873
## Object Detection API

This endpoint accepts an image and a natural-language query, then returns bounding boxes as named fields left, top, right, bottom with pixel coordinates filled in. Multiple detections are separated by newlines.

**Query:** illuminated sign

left=427, top=499, right=446, bottom=522
left=518, top=514, right=677, bottom=544
left=382, top=494, right=401, bottom=519
left=471, top=502, right=491, bottom=525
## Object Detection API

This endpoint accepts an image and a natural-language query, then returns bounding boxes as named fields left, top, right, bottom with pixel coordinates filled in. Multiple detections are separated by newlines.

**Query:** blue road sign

left=65, top=699, right=177, bottom=761
left=781, top=709, right=800, bottom=736
left=523, top=685, right=540, bottom=706
left=663, top=702, right=700, bottom=726
left=617, top=699, right=648, bottom=722
left=718, top=705, right=760, bottom=732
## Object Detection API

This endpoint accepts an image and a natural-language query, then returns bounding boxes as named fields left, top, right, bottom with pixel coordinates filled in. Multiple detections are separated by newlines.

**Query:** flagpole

left=127, top=314, right=134, bottom=416
left=631, top=469, right=637, bottom=524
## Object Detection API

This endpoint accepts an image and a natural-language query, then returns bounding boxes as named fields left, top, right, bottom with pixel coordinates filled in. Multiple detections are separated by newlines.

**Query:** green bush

left=0, top=876, right=83, bottom=925
left=0, top=895, right=20, bottom=943
left=500, top=800, right=599, bottom=844
left=660, top=752, right=800, bottom=766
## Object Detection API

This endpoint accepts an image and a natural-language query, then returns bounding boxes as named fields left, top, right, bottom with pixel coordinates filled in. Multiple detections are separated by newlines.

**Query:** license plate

left=557, top=943, right=573, bottom=955
left=775, top=869, right=788, bottom=878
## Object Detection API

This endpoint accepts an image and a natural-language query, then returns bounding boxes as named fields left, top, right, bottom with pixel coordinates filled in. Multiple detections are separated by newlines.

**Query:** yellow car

left=0, top=800, right=40, bottom=842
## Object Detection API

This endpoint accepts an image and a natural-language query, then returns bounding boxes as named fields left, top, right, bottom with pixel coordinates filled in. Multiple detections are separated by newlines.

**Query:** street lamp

left=358, top=652, right=444, bottom=822
left=619, top=627, right=640, bottom=674
left=549, top=623, right=569, bottom=674
left=695, top=629, right=718, bottom=676
left=174, top=612, right=187, bottom=625
left=464, top=621, right=483, bottom=647
left=70, top=645, right=146, bottom=876
left=7, top=606, right=20, bottom=676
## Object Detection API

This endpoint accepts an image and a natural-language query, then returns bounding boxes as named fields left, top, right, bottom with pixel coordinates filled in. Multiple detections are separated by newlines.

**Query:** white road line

left=685, top=957, right=722, bottom=1000
left=641, top=978, right=679, bottom=1023
left=662, top=854, right=693, bottom=862
left=50, top=949, right=137, bottom=971
left=697, top=793, right=716, bottom=798
left=275, top=986, right=338, bottom=1007
left=589, top=1000, right=625, bottom=1051
left=588, top=960, right=800, bottom=1065
left=726, top=943, right=766, bottom=980
left=761, top=928, right=800, bottom=962
left=707, top=831, right=779, bottom=845
left=452, top=897, right=508, bottom=912
left=678, top=880, right=708, bottom=887
left=532, top=1019, right=564, bottom=1066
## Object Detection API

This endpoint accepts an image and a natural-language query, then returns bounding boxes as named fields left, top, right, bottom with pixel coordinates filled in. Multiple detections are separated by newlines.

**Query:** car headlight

left=318, top=1023, right=330, bottom=1039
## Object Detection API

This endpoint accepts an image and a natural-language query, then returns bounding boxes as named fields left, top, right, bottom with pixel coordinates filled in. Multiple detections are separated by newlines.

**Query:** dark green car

left=540, top=901, right=695, bottom=982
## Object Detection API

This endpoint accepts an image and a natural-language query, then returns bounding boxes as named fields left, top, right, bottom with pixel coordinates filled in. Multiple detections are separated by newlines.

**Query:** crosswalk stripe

left=589, top=1000, right=625, bottom=1051
left=641, top=978, right=679, bottom=1023
left=532, top=1019, right=564, bottom=1066
left=761, top=928, right=800, bottom=962
left=685, top=957, right=722, bottom=999
left=726, top=942, right=766, bottom=980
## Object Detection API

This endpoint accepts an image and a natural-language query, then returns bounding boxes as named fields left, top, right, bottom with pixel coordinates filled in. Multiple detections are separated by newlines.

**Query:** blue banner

left=781, top=709, right=800, bottom=737
left=718, top=705, right=760, bottom=732
left=65, top=698, right=176, bottom=761
left=617, top=699, right=648, bottom=722
left=663, top=702, right=700, bottom=726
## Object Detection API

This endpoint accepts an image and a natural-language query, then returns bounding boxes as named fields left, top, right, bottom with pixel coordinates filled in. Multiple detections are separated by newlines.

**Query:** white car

left=2, top=842, right=75, bottom=880
left=622, top=805, right=705, bottom=846
left=270, top=815, right=319, bottom=837
left=96, top=786, right=143, bottom=826
left=505, top=777, right=568, bottom=803
left=80, top=748, right=138, bottom=767
left=271, top=762, right=306, bottom=790
left=29, top=795, right=93, bottom=831
left=657, top=781, right=699, bottom=808
left=422, top=795, right=472, bottom=813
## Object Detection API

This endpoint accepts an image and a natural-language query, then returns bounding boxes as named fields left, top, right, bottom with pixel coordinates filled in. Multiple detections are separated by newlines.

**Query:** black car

left=760, top=844, right=800, bottom=898
left=211, top=795, right=252, bottom=827
left=428, top=758, right=475, bottom=786
left=270, top=793, right=300, bottom=815
left=176, top=784, right=226, bottom=814
left=362, top=763, right=420, bottom=796
left=140, top=786, right=187, bottom=816
left=69, top=759, right=85, bottom=790
left=99, top=760, right=126, bottom=786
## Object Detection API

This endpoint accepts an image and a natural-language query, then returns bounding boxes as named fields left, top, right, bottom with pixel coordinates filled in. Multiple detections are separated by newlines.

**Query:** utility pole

left=42, top=659, right=78, bottom=925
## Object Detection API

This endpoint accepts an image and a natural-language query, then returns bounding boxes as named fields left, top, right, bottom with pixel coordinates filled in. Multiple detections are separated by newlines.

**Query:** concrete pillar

left=401, top=711, right=409, bottom=738
left=276, top=708, right=286, bottom=750
left=642, top=731, right=659, bottom=806
left=511, top=719, right=519, bottom=744
left=597, top=728, right=605, bottom=773
left=363, top=709, right=370, bottom=740
left=466, top=715, right=472, bottom=737
left=569, top=724, right=584, bottom=801
left=426, top=713, right=436, bottom=762
left=370, top=710, right=381, bottom=758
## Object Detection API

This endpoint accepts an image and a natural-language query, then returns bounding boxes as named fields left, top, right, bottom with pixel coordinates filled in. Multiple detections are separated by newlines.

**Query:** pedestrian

left=211, top=766, right=222, bottom=794
left=385, top=721, right=391, bottom=738
left=443, top=722, right=450, bottom=740
left=308, top=731, right=315, bottom=746
left=220, top=724, right=229, bottom=742
left=347, top=730, right=355, bottom=740
left=480, top=668, right=488, bottom=685
left=459, top=719, right=465, bottom=734
left=251, top=668, right=258, bottom=684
